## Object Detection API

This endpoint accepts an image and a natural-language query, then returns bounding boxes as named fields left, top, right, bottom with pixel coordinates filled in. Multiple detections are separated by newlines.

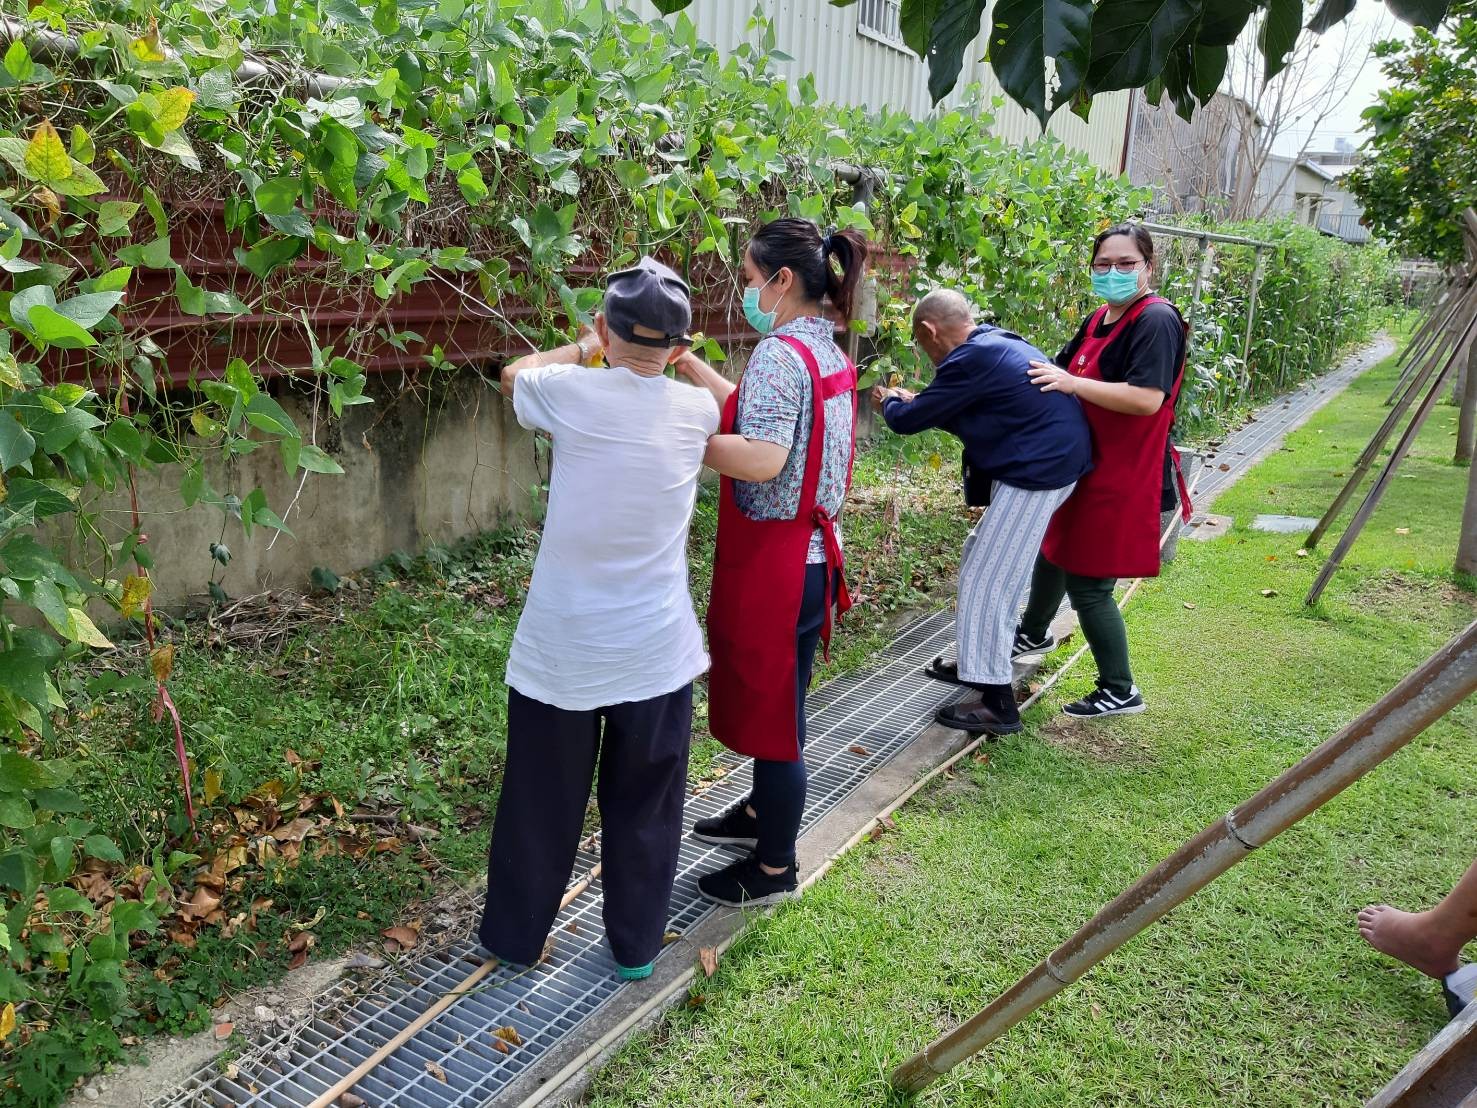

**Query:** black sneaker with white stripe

left=1011, top=627, right=1057, bottom=660
left=1063, top=685, right=1146, bottom=718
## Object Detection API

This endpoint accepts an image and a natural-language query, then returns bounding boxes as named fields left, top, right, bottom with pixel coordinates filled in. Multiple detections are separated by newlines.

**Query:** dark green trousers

left=1018, top=554, right=1134, bottom=696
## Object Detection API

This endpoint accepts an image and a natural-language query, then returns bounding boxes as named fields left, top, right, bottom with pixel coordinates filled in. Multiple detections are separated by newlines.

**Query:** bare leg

left=1359, top=858, right=1477, bottom=980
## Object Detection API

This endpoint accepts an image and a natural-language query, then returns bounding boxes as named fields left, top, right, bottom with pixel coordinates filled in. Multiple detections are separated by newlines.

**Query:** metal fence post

left=1240, top=247, right=1267, bottom=392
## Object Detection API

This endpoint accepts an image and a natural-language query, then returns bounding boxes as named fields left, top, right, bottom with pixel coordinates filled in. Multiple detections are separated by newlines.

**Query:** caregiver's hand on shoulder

left=1027, top=360, right=1077, bottom=395
left=673, top=351, right=706, bottom=380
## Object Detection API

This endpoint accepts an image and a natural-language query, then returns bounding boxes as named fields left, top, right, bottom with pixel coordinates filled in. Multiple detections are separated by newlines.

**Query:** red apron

left=706, top=335, right=857, bottom=763
left=1041, top=294, right=1192, bottom=580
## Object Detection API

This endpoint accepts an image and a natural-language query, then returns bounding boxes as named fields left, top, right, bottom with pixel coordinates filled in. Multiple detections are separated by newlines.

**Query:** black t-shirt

left=1056, top=300, right=1187, bottom=511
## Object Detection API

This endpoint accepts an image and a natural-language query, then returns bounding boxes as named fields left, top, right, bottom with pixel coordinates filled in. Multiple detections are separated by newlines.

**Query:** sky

left=1265, top=3, right=1413, bottom=157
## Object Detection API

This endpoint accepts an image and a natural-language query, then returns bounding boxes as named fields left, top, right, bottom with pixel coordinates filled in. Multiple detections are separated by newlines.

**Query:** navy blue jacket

left=881, top=325, right=1092, bottom=502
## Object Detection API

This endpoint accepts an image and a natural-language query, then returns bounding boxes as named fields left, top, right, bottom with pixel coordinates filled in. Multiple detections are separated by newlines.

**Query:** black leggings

left=750, top=563, right=828, bottom=869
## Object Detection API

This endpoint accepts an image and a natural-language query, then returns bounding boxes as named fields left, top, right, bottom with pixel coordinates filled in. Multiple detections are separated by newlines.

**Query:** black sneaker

left=697, top=855, right=799, bottom=908
left=1062, top=685, right=1146, bottom=718
left=1011, top=627, right=1057, bottom=660
left=691, top=798, right=758, bottom=851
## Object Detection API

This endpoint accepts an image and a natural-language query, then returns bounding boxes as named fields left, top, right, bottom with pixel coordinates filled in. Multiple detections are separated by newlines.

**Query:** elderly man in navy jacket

left=873, top=289, right=1092, bottom=736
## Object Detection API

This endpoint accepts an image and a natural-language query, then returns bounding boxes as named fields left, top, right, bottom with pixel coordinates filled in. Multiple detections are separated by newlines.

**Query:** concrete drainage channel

left=145, top=336, right=1390, bottom=1108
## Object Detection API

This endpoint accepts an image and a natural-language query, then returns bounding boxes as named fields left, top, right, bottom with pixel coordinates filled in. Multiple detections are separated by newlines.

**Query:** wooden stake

left=892, top=621, right=1477, bottom=1096
left=1309, top=285, right=1477, bottom=549
left=1305, top=308, right=1477, bottom=605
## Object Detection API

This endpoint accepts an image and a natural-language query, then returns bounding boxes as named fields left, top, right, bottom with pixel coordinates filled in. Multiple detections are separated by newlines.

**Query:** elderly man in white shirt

left=477, top=257, right=718, bottom=981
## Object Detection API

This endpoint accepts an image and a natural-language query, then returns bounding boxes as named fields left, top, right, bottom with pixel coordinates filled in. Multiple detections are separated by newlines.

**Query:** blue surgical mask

left=743, top=272, right=782, bottom=334
left=1092, top=268, right=1142, bottom=305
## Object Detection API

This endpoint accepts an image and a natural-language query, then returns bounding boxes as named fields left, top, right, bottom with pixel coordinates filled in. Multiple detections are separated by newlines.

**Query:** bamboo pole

left=891, top=619, right=1477, bottom=1096
left=1385, top=275, right=1469, bottom=405
left=1306, top=286, right=1477, bottom=550
left=304, top=864, right=602, bottom=1108
left=1305, top=306, right=1477, bottom=605
left=1385, top=276, right=1472, bottom=407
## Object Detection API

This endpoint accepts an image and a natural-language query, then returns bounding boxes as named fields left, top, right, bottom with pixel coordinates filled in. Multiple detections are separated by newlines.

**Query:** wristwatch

left=576, top=334, right=596, bottom=364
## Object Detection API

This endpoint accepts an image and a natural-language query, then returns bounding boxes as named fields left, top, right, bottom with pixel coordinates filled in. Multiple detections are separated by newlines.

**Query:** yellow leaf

left=155, top=87, right=196, bottom=133
left=32, top=186, right=60, bottom=228
left=121, top=574, right=153, bottom=620
left=150, top=642, right=175, bottom=683
left=203, top=768, right=223, bottom=805
left=129, top=23, right=166, bottom=63
left=927, top=452, right=943, bottom=471
left=67, top=608, right=113, bottom=649
left=189, top=410, right=222, bottom=439
left=23, top=120, right=72, bottom=186
left=0, top=352, right=23, bottom=389
left=0, top=1002, right=13, bottom=1042
left=0, top=473, right=7, bottom=504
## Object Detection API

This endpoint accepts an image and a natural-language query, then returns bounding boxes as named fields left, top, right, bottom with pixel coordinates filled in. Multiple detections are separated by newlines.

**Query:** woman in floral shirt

left=675, top=217, right=868, bottom=907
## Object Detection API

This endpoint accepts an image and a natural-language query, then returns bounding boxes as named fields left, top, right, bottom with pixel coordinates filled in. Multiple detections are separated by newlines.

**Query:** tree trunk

left=1458, top=444, right=1477, bottom=577
left=1457, top=338, right=1477, bottom=465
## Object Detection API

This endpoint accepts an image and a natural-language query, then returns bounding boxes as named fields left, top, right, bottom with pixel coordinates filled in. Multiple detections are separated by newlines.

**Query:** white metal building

left=633, top=0, right=1132, bottom=174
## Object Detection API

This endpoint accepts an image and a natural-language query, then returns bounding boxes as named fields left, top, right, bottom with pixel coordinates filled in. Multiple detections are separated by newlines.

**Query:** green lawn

left=584, top=350, right=1477, bottom=1107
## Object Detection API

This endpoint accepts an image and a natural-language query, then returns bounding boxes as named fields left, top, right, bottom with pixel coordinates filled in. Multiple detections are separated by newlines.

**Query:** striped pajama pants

left=955, top=480, right=1077, bottom=686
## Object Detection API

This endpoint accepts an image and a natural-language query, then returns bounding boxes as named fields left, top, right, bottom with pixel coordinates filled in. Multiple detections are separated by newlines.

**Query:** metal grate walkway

left=151, top=336, right=1389, bottom=1108
left=153, top=612, right=966, bottom=1108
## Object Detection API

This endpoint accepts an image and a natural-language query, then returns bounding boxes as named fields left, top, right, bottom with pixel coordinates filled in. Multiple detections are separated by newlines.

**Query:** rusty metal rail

left=892, top=619, right=1477, bottom=1096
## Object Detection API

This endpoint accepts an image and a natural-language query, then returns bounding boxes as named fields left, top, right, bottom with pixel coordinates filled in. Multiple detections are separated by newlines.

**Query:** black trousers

left=750, top=563, right=828, bottom=868
left=478, top=683, right=693, bottom=969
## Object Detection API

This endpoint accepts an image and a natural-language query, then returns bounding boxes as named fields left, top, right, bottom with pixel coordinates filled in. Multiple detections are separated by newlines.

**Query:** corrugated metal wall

left=629, top=0, right=1129, bottom=173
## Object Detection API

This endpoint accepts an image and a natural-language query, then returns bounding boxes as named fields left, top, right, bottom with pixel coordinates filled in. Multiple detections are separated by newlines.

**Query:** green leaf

left=923, top=0, right=993, bottom=105
left=26, top=305, right=97, bottom=349
left=3, top=41, right=34, bottom=84
left=98, top=201, right=139, bottom=236
left=1188, top=42, right=1229, bottom=102
left=174, top=271, right=248, bottom=317
left=1260, top=0, right=1302, bottom=81
left=108, top=899, right=159, bottom=936
left=0, top=413, right=35, bottom=470
left=105, top=419, right=145, bottom=459
left=89, top=265, right=134, bottom=294
left=236, top=235, right=305, bottom=280
left=1086, top=0, right=1207, bottom=93
left=117, top=235, right=174, bottom=269
left=67, top=607, right=112, bottom=648
left=1307, top=0, right=1355, bottom=32
left=1195, top=0, right=1258, bottom=46
left=254, top=176, right=301, bottom=217
left=83, top=834, right=125, bottom=863
left=298, top=444, right=344, bottom=474
left=0, top=795, right=33, bottom=830
left=53, top=292, right=123, bottom=329
left=69, top=124, right=95, bottom=164
left=31, top=788, right=86, bottom=814
left=244, top=394, right=297, bottom=437
left=196, top=65, right=236, bottom=111
left=0, top=850, right=38, bottom=897
left=47, top=887, right=94, bottom=916
left=0, top=751, right=47, bottom=792
left=987, top=0, right=1094, bottom=124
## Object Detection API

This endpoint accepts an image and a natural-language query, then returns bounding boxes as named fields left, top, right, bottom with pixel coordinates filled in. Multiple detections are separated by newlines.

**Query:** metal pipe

left=892, top=619, right=1477, bottom=1096
left=1240, top=248, right=1267, bottom=385
left=1137, top=220, right=1277, bottom=250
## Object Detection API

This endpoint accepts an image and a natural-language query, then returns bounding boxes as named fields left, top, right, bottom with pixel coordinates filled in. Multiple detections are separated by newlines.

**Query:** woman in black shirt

left=1015, top=224, right=1190, bottom=719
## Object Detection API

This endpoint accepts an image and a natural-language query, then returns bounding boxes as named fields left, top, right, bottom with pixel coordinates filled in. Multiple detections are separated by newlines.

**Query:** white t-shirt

left=506, top=362, right=720, bottom=711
